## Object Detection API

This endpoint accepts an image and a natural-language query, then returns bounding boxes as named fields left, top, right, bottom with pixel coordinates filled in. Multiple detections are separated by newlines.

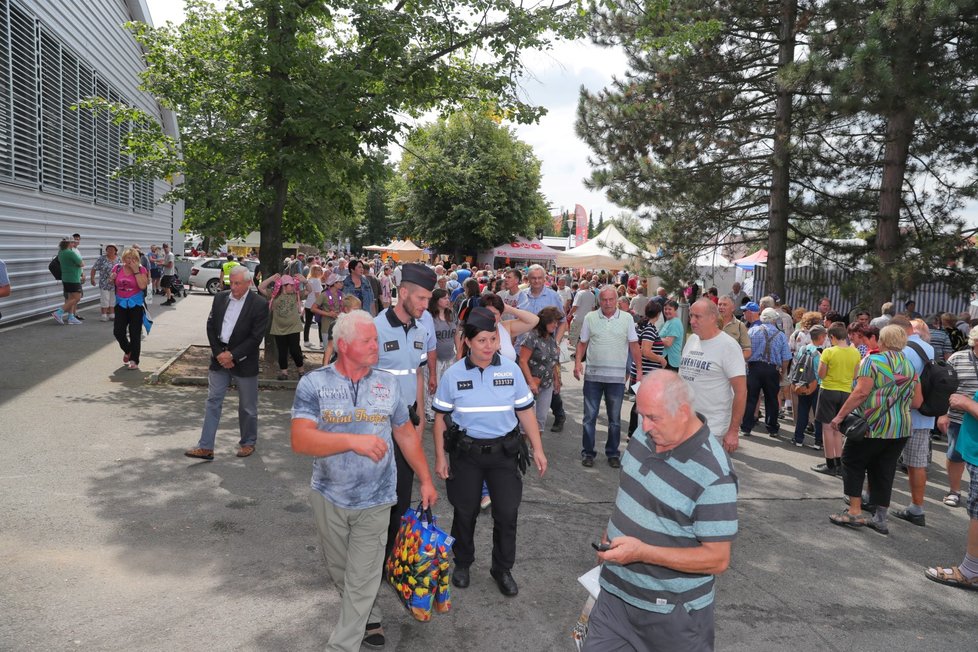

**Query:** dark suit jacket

left=206, top=290, right=269, bottom=377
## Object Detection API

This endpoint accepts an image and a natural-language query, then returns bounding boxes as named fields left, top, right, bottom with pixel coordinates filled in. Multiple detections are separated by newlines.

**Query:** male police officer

left=373, top=263, right=437, bottom=561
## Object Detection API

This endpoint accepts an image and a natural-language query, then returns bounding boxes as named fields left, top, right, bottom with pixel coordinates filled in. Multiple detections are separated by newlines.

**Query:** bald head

left=689, top=298, right=720, bottom=338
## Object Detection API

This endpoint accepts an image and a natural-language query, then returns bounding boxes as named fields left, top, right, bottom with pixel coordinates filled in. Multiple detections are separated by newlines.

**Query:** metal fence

left=753, top=266, right=970, bottom=318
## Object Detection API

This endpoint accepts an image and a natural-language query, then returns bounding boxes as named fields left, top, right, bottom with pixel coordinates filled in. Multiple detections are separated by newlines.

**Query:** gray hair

left=646, top=370, right=694, bottom=415
left=759, top=296, right=775, bottom=310
left=881, top=301, right=895, bottom=316
left=527, top=264, right=545, bottom=276
left=228, top=265, right=252, bottom=281
left=333, top=310, right=375, bottom=345
left=760, top=307, right=780, bottom=324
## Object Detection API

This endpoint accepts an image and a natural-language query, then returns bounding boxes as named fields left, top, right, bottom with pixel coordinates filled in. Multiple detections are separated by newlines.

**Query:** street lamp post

left=566, top=216, right=576, bottom=250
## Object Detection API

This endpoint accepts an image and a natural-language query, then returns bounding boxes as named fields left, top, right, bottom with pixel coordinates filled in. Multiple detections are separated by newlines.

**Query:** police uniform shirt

left=374, top=307, right=428, bottom=409
left=418, top=310, right=438, bottom=353
left=432, top=353, right=534, bottom=439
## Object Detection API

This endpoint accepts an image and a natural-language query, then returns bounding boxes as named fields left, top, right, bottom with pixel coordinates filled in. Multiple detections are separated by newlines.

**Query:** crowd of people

left=19, top=240, right=978, bottom=651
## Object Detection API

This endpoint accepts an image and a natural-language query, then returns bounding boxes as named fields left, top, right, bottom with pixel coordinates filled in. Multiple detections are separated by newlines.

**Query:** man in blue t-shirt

left=291, top=310, right=436, bottom=650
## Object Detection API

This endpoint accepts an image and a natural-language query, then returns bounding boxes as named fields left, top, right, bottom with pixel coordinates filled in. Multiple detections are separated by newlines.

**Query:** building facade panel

left=0, top=0, right=182, bottom=324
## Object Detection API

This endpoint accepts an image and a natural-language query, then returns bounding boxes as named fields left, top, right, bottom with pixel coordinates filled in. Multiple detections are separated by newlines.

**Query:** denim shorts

left=947, top=422, right=965, bottom=463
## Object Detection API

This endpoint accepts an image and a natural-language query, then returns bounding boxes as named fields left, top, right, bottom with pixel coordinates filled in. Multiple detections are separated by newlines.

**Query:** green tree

left=396, top=111, right=551, bottom=258
left=97, top=0, right=584, bottom=273
left=807, top=0, right=978, bottom=306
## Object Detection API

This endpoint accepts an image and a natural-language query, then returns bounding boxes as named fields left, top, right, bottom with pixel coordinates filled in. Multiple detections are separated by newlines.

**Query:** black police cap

left=401, top=263, right=437, bottom=291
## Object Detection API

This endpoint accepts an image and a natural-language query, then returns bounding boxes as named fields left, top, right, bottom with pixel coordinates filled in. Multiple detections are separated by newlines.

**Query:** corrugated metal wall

left=0, top=0, right=182, bottom=324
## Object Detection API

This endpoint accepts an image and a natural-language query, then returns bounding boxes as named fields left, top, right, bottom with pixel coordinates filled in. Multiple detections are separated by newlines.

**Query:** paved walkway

left=0, top=292, right=974, bottom=650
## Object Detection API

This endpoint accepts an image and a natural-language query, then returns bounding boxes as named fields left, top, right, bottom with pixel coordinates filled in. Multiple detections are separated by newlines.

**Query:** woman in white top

left=302, top=264, right=324, bottom=348
left=456, top=292, right=538, bottom=360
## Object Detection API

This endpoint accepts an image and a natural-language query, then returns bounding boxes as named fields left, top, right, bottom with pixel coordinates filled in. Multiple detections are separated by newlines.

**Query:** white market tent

left=477, top=237, right=560, bottom=266
left=554, top=224, right=640, bottom=271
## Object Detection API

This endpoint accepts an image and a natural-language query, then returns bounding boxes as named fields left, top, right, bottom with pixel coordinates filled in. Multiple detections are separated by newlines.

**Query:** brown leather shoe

left=236, top=445, right=255, bottom=458
left=185, top=447, right=214, bottom=461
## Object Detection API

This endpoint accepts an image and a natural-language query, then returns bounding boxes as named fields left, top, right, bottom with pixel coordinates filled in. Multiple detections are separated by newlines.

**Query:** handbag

left=840, top=413, right=868, bottom=441
left=386, top=502, right=455, bottom=622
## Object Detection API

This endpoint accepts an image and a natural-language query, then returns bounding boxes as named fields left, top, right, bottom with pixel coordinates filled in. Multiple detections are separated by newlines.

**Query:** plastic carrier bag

left=572, top=565, right=602, bottom=650
left=386, top=502, right=455, bottom=622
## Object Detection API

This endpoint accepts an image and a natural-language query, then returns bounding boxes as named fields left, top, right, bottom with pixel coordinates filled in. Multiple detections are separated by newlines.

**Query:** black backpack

left=907, top=341, right=958, bottom=417
left=48, top=255, right=62, bottom=280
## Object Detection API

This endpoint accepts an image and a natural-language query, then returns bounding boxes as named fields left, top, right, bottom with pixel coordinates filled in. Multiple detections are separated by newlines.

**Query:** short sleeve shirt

left=629, top=322, right=664, bottom=378
left=856, top=352, right=917, bottom=440
left=520, top=330, right=560, bottom=388
left=819, top=345, right=862, bottom=392
left=0, top=259, right=8, bottom=288
left=571, top=289, right=596, bottom=321
left=432, top=354, right=534, bottom=439
left=374, top=308, right=428, bottom=410
left=92, top=256, right=116, bottom=290
left=679, top=333, right=747, bottom=438
left=947, top=350, right=978, bottom=424
left=722, top=319, right=751, bottom=352
left=660, top=317, right=685, bottom=368
left=291, top=366, right=408, bottom=509
left=163, top=252, right=176, bottom=275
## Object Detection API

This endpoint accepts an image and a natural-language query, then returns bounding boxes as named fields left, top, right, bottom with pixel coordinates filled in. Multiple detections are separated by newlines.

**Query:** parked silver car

left=188, top=258, right=260, bottom=294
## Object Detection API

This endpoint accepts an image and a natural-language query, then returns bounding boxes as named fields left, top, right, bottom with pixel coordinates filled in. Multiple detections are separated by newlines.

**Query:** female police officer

left=432, top=307, right=548, bottom=596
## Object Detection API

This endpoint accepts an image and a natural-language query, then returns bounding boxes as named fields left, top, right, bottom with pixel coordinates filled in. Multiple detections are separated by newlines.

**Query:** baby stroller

left=169, top=275, right=188, bottom=298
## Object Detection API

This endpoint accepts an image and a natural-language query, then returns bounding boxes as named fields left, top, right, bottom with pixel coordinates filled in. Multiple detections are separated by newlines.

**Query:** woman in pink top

left=111, top=248, right=149, bottom=370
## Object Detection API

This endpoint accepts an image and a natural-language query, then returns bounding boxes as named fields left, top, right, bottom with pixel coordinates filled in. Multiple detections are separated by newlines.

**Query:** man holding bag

left=291, top=310, right=437, bottom=651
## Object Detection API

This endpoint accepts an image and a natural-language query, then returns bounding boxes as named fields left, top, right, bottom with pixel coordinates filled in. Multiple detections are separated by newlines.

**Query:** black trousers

left=302, top=308, right=320, bottom=343
left=386, top=438, right=416, bottom=561
left=551, top=390, right=565, bottom=419
left=742, top=362, right=780, bottom=434
left=446, top=444, right=523, bottom=571
left=842, top=436, right=908, bottom=507
left=114, top=305, right=143, bottom=364
left=274, top=333, right=303, bottom=370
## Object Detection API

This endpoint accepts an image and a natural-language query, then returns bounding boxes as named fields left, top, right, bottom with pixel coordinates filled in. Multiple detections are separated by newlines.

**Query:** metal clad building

left=0, top=0, right=182, bottom=323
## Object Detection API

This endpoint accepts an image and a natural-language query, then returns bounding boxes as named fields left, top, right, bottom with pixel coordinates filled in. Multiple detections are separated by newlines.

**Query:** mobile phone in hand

left=591, top=541, right=611, bottom=552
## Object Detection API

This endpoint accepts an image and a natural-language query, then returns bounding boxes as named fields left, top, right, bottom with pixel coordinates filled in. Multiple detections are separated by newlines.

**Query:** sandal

left=277, top=372, right=288, bottom=380
left=943, top=492, right=961, bottom=507
left=925, top=566, right=978, bottom=591
left=829, top=508, right=867, bottom=528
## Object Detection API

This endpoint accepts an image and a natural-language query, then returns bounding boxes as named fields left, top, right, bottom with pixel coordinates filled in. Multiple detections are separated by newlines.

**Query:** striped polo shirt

left=600, top=420, right=738, bottom=613
left=432, top=353, right=534, bottom=439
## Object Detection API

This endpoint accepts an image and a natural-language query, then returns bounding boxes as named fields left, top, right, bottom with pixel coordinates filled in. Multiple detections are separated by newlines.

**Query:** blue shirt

left=291, top=365, right=408, bottom=510
left=418, top=310, right=438, bottom=354
left=521, top=286, right=565, bottom=318
left=903, top=334, right=936, bottom=430
left=0, top=259, right=10, bottom=288
left=455, top=269, right=472, bottom=284
left=660, top=317, right=685, bottom=368
left=374, top=308, right=428, bottom=410
left=747, top=323, right=791, bottom=365
left=432, top=353, right=534, bottom=439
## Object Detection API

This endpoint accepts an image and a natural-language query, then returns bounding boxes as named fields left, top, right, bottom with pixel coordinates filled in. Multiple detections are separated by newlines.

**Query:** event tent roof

left=484, top=237, right=560, bottom=261
left=554, top=224, right=640, bottom=270
left=731, top=249, right=768, bottom=269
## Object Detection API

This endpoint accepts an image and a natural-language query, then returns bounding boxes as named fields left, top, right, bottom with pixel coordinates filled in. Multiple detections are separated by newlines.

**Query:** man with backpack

left=741, top=308, right=791, bottom=437
left=890, top=316, right=957, bottom=527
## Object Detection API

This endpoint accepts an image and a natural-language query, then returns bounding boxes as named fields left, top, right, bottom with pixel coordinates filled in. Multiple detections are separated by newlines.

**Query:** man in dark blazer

left=185, top=265, right=269, bottom=460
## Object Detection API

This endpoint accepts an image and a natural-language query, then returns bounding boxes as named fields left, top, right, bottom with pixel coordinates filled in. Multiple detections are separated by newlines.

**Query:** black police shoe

left=490, top=569, right=519, bottom=596
left=452, top=566, right=470, bottom=588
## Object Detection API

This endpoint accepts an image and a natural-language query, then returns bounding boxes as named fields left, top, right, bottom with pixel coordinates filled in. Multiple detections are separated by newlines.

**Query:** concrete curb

left=147, top=344, right=192, bottom=385
left=169, top=375, right=299, bottom=389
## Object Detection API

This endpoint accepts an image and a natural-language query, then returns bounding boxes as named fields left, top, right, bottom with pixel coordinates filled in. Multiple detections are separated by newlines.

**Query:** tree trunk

left=871, top=107, right=915, bottom=310
left=766, top=0, right=796, bottom=300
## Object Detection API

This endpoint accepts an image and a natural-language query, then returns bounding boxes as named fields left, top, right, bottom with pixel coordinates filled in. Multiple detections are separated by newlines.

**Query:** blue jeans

left=793, top=387, right=822, bottom=445
left=581, top=380, right=625, bottom=460
left=197, top=368, right=259, bottom=449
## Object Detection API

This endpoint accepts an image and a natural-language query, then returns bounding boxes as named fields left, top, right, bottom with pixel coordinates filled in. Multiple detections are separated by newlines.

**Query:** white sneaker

left=66, top=315, right=83, bottom=325
left=100, top=314, right=109, bottom=322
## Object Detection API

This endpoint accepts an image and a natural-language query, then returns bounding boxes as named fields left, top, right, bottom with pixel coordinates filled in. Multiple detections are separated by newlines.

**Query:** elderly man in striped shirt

left=586, top=371, right=738, bottom=652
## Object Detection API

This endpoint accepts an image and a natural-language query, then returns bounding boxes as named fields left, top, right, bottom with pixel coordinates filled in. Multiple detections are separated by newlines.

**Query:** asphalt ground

left=1, top=291, right=975, bottom=651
